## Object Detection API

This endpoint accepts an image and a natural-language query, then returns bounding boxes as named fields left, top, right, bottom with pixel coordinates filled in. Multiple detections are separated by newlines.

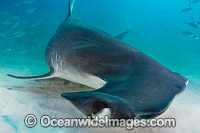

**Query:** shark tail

left=7, top=69, right=54, bottom=80
left=66, top=0, right=76, bottom=20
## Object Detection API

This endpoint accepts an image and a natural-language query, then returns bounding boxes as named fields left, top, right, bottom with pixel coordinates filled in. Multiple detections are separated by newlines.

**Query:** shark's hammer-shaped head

left=61, top=91, right=136, bottom=119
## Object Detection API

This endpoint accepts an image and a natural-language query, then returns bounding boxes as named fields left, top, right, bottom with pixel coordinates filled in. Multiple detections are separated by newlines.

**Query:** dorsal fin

left=66, top=0, right=76, bottom=20
left=115, top=30, right=132, bottom=40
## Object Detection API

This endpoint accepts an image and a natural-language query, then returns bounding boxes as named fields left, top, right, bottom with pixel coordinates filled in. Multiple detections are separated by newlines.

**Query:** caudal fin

left=65, top=0, right=76, bottom=20
left=7, top=70, right=54, bottom=80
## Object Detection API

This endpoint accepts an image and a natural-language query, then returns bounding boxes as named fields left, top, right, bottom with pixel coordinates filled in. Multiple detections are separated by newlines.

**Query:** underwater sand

left=0, top=75, right=199, bottom=133
left=0, top=0, right=200, bottom=132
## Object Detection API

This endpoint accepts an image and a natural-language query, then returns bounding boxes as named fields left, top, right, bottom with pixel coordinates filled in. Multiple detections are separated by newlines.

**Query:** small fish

left=122, top=15, right=129, bottom=19
left=0, top=48, right=12, bottom=54
left=14, top=2, right=22, bottom=7
left=193, top=50, right=200, bottom=53
left=30, top=20, right=42, bottom=27
left=0, top=32, right=6, bottom=37
left=0, top=12, right=8, bottom=15
left=1, top=20, right=12, bottom=25
left=25, top=8, right=37, bottom=13
left=181, top=31, right=194, bottom=37
left=19, top=50, right=29, bottom=54
left=145, top=18, right=152, bottom=23
left=193, top=36, right=199, bottom=40
left=182, top=32, right=199, bottom=39
left=15, top=32, right=26, bottom=38
left=179, top=8, right=192, bottom=14
left=14, top=31, right=25, bottom=35
left=189, top=0, right=200, bottom=5
left=164, top=29, right=169, bottom=32
left=11, top=21, right=21, bottom=29
left=177, top=28, right=199, bottom=39
left=21, top=21, right=29, bottom=25
left=184, top=17, right=200, bottom=28
left=9, top=16, right=21, bottom=21
left=22, top=0, right=36, bottom=4
left=13, top=31, right=21, bottom=35
left=7, top=88, right=13, bottom=90
left=1, top=48, right=12, bottom=52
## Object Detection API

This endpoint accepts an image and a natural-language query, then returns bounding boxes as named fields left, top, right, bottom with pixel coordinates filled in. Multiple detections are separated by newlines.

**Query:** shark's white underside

left=52, top=56, right=106, bottom=89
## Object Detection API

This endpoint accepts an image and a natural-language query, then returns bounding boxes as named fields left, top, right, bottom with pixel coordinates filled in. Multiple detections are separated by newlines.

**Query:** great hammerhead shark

left=8, top=0, right=188, bottom=119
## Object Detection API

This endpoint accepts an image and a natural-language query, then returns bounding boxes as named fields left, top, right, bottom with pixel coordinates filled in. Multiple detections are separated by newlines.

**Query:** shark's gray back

left=45, top=18, right=178, bottom=83
left=46, top=19, right=137, bottom=81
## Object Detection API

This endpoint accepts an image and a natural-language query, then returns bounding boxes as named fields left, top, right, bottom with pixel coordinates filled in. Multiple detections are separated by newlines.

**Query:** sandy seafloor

left=0, top=0, right=200, bottom=132
left=0, top=71, right=200, bottom=133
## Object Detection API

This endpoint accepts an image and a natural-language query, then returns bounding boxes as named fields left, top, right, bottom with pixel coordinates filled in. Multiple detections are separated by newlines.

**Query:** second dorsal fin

left=115, top=30, right=132, bottom=40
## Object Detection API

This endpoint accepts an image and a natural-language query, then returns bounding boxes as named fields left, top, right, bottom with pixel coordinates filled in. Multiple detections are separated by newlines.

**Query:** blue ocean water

left=0, top=0, right=200, bottom=132
left=0, top=0, right=200, bottom=86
